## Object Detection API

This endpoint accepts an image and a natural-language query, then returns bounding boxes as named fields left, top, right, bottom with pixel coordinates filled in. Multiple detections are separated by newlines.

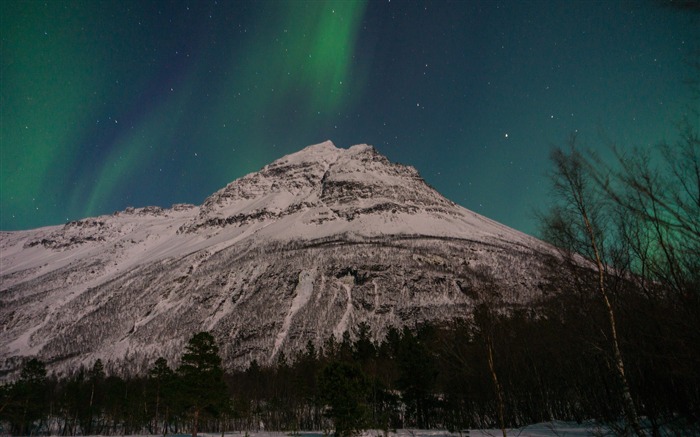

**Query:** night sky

left=2, top=1, right=698, bottom=236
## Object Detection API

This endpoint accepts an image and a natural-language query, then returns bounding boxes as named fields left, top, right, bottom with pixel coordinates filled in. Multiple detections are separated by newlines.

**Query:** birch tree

left=542, top=136, right=643, bottom=436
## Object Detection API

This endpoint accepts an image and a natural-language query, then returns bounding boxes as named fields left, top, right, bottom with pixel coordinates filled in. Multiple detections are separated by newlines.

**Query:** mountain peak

left=273, top=140, right=341, bottom=166
left=185, top=142, right=453, bottom=236
left=267, top=141, right=376, bottom=168
left=178, top=141, right=538, bottom=245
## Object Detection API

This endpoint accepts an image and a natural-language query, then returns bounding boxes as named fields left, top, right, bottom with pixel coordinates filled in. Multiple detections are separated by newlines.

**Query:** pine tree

left=3, top=358, right=49, bottom=435
left=177, top=331, right=230, bottom=437
left=86, top=359, right=105, bottom=434
left=353, top=323, right=376, bottom=362
left=319, top=361, right=369, bottom=437
left=149, top=357, right=174, bottom=436
left=395, top=328, right=437, bottom=429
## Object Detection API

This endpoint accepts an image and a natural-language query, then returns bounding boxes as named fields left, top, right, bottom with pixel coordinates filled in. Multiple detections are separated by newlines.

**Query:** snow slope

left=0, top=141, right=559, bottom=377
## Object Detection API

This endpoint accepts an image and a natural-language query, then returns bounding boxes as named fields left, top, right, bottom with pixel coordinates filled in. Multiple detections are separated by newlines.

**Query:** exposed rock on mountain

left=0, top=141, right=558, bottom=377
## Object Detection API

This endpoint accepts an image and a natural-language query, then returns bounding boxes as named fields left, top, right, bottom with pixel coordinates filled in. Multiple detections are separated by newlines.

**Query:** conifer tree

left=3, top=358, right=48, bottom=435
left=86, top=359, right=105, bottom=434
left=149, top=357, right=174, bottom=436
left=177, top=331, right=230, bottom=437
left=319, top=361, right=369, bottom=437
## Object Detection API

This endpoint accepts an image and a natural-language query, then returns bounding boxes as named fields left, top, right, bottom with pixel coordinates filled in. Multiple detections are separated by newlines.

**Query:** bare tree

left=593, top=126, right=700, bottom=300
left=473, top=303, right=507, bottom=437
left=542, top=135, right=644, bottom=436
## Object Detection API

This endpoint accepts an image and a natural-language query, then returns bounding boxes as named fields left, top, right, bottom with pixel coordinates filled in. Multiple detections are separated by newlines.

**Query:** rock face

left=0, top=141, right=557, bottom=377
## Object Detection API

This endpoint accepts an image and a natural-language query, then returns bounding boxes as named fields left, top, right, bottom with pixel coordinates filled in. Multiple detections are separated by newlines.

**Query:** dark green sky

left=1, top=0, right=698, bottom=236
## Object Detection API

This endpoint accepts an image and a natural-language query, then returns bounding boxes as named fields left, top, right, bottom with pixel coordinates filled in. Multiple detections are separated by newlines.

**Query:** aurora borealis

left=1, top=1, right=698, bottom=236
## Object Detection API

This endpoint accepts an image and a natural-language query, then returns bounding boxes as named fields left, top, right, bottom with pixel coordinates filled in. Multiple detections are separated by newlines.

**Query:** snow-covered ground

left=257, top=425, right=600, bottom=436
left=99, top=424, right=607, bottom=437
left=281, top=426, right=597, bottom=436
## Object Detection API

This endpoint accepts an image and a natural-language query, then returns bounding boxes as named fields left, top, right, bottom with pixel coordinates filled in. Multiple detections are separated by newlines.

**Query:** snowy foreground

left=82, top=424, right=611, bottom=437
left=236, top=426, right=600, bottom=437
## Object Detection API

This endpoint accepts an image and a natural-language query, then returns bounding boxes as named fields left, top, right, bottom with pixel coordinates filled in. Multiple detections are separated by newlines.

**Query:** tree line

left=1, top=283, right=699, bottom=437
left=0, top=331, right=230, bottom=437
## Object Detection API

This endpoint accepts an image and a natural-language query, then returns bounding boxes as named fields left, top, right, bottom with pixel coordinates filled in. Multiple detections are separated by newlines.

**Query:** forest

left=0, top=275, right=698, bottom=437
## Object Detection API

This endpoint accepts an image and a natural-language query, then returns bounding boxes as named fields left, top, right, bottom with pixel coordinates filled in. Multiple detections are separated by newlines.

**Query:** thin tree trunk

left=192, top=407, right=199, bottom=437
left=550, top=143, right=645, bottom=436
left=21, top=398, right=28, bottom=436
left=90, top=382, right=95, bottom=433
left=581, top=205, right=644, bottom=437
left=486, top=335, right=507, bottom=437
left=154, top=388, right=160, bottom=437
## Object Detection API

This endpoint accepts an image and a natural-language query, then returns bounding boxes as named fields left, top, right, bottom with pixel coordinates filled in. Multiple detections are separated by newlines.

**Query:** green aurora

left=1, top=1, right=697, bottom=234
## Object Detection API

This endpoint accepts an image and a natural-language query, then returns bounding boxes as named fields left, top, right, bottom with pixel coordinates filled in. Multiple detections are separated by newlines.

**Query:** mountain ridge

left=0, top=141, right=558, bottom=378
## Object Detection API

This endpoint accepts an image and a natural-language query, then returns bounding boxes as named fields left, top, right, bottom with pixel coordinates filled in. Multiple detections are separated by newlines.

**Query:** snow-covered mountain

left=0, top=141, right=558, bottom=377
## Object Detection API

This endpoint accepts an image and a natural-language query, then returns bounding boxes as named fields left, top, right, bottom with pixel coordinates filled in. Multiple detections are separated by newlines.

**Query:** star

left=0, top=0, right=695, bottom=240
